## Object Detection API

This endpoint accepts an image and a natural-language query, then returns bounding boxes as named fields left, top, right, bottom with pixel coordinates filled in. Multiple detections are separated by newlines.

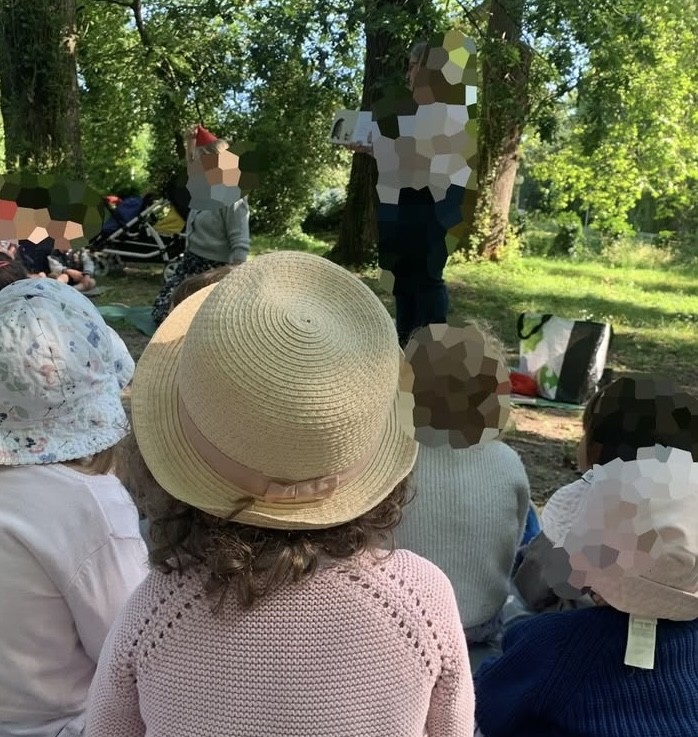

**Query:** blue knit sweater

left=474, top=606, right=698, bottom=737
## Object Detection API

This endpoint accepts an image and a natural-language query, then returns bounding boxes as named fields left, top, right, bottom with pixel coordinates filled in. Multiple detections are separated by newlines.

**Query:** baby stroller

left=89, top=195, right=187, bottom=281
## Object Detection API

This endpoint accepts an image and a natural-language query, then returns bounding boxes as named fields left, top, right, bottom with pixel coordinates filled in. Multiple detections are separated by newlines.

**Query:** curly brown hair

left=115, top=433, right=413, bottom=608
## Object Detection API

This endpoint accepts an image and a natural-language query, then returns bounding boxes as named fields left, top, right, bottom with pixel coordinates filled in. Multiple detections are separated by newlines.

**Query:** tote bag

left=517, top=313, right=613, bottom=404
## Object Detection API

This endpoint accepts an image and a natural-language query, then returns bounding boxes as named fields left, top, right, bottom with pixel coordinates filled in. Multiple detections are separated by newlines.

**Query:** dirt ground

left=507, top=407, right=582, bottom=506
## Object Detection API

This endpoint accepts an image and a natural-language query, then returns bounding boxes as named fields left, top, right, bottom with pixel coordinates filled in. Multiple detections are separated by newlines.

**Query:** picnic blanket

left=97, top=304, right=157, bottom=337
left=510, top=394, right=584, bottom=411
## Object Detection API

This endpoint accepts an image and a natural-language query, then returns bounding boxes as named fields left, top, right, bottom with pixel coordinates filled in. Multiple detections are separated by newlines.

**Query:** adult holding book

left=345, top=32, right=478, bottom=346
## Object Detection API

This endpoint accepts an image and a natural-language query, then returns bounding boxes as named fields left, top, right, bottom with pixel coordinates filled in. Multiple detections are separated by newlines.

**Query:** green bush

left=551, top=211, right=585, bottom=256
left=654, top=230, right=678, bottom=249
left=302, top=187, right=346, bottom=232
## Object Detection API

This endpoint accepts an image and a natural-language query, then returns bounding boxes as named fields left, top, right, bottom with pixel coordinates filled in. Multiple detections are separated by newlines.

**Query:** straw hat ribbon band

left=178, top=396, right=375, bottom=505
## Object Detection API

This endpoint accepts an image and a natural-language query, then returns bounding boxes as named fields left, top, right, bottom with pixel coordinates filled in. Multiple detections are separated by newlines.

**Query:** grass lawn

left=97, top=232, right=698, bottom=503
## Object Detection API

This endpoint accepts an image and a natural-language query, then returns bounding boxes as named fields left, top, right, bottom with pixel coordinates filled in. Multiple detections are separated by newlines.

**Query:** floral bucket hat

left=0, top=279, right=134, bottom=465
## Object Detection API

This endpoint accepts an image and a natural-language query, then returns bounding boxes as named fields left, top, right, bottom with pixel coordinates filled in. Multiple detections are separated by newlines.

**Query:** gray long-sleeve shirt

left=185, top=197, right=250, bottom=264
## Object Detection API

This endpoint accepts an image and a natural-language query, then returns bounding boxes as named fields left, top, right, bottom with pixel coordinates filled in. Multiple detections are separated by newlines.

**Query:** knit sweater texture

left=396, top=442, right=530, bottom=628
left=86, top=549, right=474, bottom=737
left=185, top=197, right=250, bottom=264
left=475, top=606, right=698, bottom=737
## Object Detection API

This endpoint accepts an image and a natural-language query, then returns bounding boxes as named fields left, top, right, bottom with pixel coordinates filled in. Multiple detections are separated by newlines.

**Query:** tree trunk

left=471, top=0, right=531, bottom=260
left=328, top=16, right=383, bottom=267
left=0, top=0, right=83, bottom=175
left=330, top=0, right=434, bottom=267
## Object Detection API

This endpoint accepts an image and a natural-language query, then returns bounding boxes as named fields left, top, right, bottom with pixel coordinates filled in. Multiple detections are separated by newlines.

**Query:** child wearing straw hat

left=87, top=250, right=474, bottom=737
left=395, top=323, right=530, bottom=665
left=0, top=279, right=148, bottom=737
left=474, top=382, right=698, bottom=737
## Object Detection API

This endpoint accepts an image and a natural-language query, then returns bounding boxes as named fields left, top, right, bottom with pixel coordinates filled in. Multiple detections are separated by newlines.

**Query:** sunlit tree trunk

left=470, top=0, right=531, bottom=260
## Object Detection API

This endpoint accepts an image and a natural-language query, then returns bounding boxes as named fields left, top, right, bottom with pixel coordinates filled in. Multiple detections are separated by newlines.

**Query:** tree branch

left=91, top=0, right=134, bottom=7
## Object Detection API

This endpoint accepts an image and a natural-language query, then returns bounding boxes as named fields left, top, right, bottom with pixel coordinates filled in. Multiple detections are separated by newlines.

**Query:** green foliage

left=303, top=187, right=346, bottom=232
left=551, top=211, right=584, bottom=256
left=523, top=1, right=698, bottom=235
left=77, top=0, right=363, bottom=228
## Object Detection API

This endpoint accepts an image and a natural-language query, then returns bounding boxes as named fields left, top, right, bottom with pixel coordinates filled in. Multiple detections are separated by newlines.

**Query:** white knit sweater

left=396, top=441, right=530, bottom=628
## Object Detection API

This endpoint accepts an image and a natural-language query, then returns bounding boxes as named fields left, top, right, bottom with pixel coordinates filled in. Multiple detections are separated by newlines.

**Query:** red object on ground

left=0, top=200, right=18, bottom=220
left=510, top=371, right=538, bottom=396
left=195, top=125, right=218, bottom=146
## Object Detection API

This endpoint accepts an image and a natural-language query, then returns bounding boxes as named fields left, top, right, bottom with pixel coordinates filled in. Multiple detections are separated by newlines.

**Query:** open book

left=328, top=110, right=373, bottom=146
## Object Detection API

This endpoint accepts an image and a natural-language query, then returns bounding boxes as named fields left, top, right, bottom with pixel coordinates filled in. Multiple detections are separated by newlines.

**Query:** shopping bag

left=517, top=313, right=613, bottom=404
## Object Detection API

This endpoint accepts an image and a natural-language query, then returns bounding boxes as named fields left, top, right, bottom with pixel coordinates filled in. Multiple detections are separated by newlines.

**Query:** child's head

left=0, top=279, right=135, bottom=467
left=544, top=444, right=698, bottom=622
left=124, top=251, right=418, bottom=604
left=0, top=252, right=28, bottom=291
left=579, top=375, right=698, bottom=471
left=400, top=322, right=511, bottom=448
left=169, top=265, right=236, bottom=311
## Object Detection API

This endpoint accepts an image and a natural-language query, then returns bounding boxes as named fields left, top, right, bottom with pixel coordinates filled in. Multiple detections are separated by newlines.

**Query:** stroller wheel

left=92, top=254, right=111, bottom=278
left=163, top=256, right=182, bottom=282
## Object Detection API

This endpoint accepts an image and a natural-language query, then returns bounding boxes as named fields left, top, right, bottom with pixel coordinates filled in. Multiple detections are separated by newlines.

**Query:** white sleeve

left=64, top=537, right=149, bottom=662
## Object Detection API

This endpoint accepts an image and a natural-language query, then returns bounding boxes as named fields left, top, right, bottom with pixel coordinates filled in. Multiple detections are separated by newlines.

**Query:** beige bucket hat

left=131, top=250, right=418, bottom=530
left=544, top=445, right=698, bottom=620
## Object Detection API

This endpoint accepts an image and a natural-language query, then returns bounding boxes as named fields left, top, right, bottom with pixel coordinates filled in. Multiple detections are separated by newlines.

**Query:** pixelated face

left=0, top=175, right=103, bottom=249
left=398, top=323, right=511, bottom=449
left=187, top=143, right=243, bottom=210
left=543, top=445, right=698, bottom=619
left=372, top=31, right=478, bottom=289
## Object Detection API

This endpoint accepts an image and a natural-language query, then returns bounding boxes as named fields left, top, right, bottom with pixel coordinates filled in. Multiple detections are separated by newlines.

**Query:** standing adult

left=350, top=32, right=478, bottom=346
left=151, top=125, right=250, bottom=325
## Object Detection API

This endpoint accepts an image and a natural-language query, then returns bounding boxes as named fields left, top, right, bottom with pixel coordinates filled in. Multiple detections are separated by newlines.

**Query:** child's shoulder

left=346, top=549, right=458, bottom=609
left=541, top=472, right=593, bottom=542
left=506, top=604, right=624, bottom=647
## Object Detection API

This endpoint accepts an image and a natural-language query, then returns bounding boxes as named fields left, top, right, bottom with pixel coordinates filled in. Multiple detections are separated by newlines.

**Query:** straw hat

left=131, top=250, right=418, bottom=530
left=0, top=279, right=134, bottom=465
left=543, top=446, right=698, bottom=620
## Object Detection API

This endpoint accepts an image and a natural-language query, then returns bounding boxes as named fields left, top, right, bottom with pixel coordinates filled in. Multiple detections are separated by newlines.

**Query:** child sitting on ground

left=475, top=378, right=698, bottom=737
left=48, top=245, right=96, bottom=292
left=515, top=375, right=694, bottom=613
left=0, top=279, right=149, bottom=737
left=395, top=323, right=531, bottom=666
left=87, top=251, right=474, bottom=736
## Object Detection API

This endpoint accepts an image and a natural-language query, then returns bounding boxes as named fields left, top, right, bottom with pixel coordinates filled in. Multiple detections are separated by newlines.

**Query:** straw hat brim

left=131, top=286, right=418, bottom=530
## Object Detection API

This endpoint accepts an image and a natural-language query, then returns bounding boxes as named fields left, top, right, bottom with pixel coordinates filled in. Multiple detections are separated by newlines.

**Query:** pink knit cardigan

left=86, top=549, right=474, bottom=736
